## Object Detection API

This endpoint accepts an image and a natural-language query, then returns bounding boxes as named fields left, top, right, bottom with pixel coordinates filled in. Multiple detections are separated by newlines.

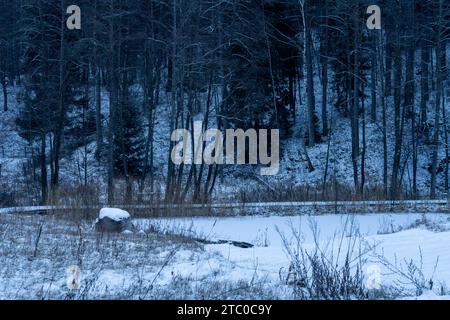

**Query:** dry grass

left=237, top=180, right=411, bottom=203
left=0, top=212, right=200, bottom=299
left=0, top=212, right=282, bottom=299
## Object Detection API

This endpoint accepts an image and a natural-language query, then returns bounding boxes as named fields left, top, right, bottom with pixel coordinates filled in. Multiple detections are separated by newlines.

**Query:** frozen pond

left=136, top=212, right=450, bottom=246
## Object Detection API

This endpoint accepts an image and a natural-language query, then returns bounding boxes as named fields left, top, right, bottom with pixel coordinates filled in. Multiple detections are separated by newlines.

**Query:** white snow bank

left=99, top=208, right=130, bottom=222
left=137, top=213, right=450, bottom=298
left=404, top=290, right=450, bottom=300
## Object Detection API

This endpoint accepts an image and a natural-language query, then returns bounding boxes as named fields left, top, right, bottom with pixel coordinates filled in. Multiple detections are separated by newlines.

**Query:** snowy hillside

left=2, top=72, right=450, bottom=205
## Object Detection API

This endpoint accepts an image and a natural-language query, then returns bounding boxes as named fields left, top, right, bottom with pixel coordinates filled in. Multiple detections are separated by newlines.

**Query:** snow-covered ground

left=137, top=213, right=450, bottom=298
left=1, top=211, right=450, bottom=299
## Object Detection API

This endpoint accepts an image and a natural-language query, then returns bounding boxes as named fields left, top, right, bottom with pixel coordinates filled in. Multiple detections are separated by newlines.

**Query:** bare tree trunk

left=412, top=81, right=418, bottom=198
left=51, top=0, right=67, bottom=191
left=420, top=45, right=430, bottom=126
left=320, top=13, right=328, bottom=137
left=296, top=60, right=315, bottom=172
left=193, top=77, right=213, bottom=203
left=391, top=28, right=403, bottom=198
left=378, top=31, right=388, bottom=196
left=351, top=12, right=360, bottom=190
left=262, top=4, right=278, bottom=126
left=299, top=0, right=315, bottom=147
left=95, top=64, right=103, bottom=158
left=94, top=0, right=103, bottom=159
left=385, top=42, right=393, bottom=96
left=430, top=73, right=442, bottom=198
left=443, top=93, right=448, bottom=193
left=305, top=28, right=315, bottom=147
left=430, top=0, right=444, bottom=199
left=321, top=54, right=328, bottom=137
left=322, top=92, right=334, bottom=194
left=406, top=3, right=417, bottom=197
left=289, top=75, right=296, bottom=123
left=404, top=43, right=415, bottom=119
left=83, top=77, right=89, bottom=187
left=140, top=2, right=159, bottom=201
left=360, top=81, right=366, bottom=196
left=370, top=34, right=377, bottom=122
left=40, top=133, right=48, bottom=205
left=107, top=0, right=118, bottom=204
left=165, top=0, right=179, bottom=203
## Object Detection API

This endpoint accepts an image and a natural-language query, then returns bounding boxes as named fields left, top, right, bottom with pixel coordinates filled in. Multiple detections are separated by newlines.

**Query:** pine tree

left=113, top=89, right=146, bottom=197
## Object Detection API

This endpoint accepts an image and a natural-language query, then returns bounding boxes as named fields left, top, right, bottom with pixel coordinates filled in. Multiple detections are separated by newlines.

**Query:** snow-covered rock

left=99, top=208, right=130, bottom=221
left=95, top=208, right=132, bottom=233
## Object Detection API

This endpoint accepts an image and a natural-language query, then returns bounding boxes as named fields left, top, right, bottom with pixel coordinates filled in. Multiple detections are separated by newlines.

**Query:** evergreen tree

left=113, top=92, right=146, bottom=181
